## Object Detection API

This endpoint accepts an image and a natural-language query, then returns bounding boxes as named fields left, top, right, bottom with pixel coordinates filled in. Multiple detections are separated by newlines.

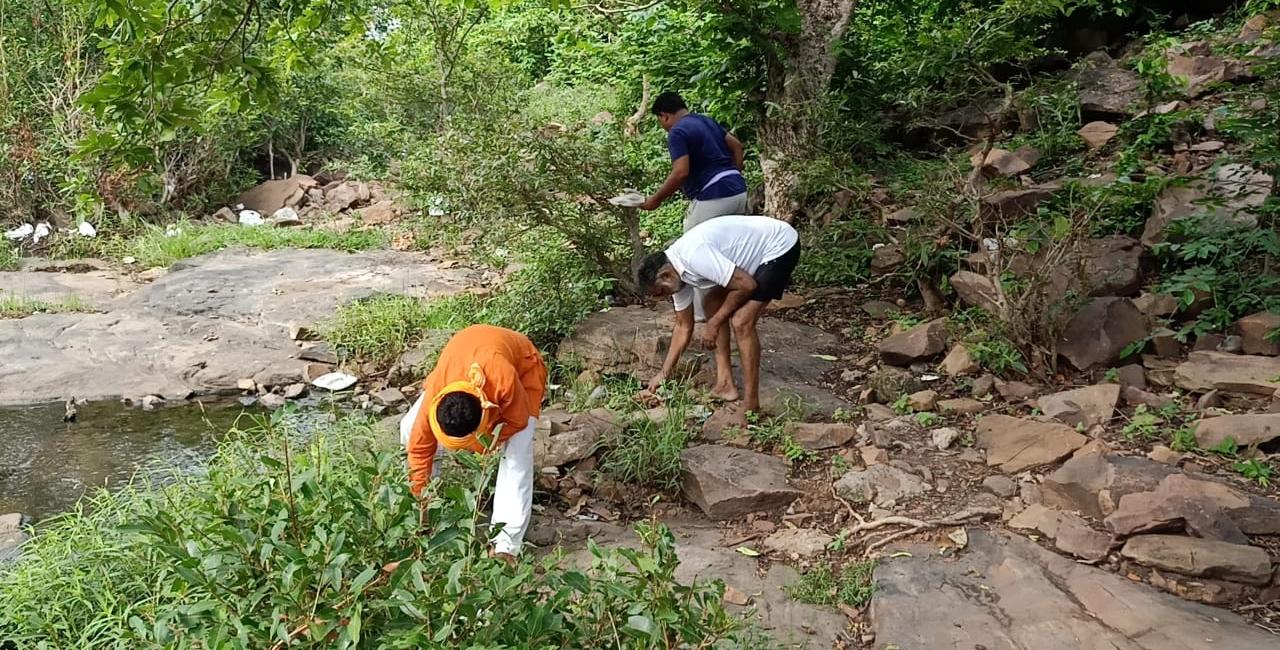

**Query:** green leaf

left=624, top=614, right=657, bottom=637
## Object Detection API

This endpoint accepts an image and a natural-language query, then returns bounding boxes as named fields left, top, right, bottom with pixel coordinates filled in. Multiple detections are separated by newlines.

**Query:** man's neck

left=674, top=109, right=690, bottom=120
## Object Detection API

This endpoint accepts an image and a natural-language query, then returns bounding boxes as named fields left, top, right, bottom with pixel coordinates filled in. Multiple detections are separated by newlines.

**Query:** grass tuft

left=0, top=295, right=94, bottom=319
left=786, top=560, right=878, bottom=607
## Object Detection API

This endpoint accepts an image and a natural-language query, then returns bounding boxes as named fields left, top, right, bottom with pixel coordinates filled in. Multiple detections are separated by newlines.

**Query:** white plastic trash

left=238, top=210, right=264, bottom=226
left=4, top=223, right=33, bottom=241
left=32, top=223, right=51, bottom=244
left=271, top=207, right=301, bottom=225
left=608, top=190, right=646, bottom=208
left=77, top=222, right=97, bottom=238
left=312, top=372, right=358, bottom=391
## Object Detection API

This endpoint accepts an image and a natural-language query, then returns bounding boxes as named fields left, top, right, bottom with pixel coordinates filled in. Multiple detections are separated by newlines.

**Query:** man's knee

left=731, top=310, right=758, bottom=338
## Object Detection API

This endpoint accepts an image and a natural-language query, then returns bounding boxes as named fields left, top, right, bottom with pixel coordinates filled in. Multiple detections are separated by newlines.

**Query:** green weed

left=786, top=560, right=878, bottom=608
left=914, top=411, right=940, bottom=427
left=891, top=394, right=912, bottom=415
left=600, top=385, right=695, bottom=490
left=1170, top=426, right=1198, bottom=452
left=1234, top=459, right=1273, bottom=487
left=968, top=336, right=1028, bottom=375
left=1122, top=404, right=1162, bottom=441
left=122, top=223, right=385, bottom=268
left=0, top=295, right=94, bottom=319
left=0, top=242, right=17, bottom=270
left=322, top=294, right=448, bottom=366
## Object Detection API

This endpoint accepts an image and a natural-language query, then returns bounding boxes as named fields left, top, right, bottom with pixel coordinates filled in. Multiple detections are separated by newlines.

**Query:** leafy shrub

left=795, top=217, right=883, bottom=287
left=323, top=294, right=445, bottom=366
left=0, top=413, right=752, bottom=648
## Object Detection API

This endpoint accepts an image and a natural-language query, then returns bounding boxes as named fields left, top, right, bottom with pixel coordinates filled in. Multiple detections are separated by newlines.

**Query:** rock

left=869, top=365, right=924, bottom=403
left=298, top=342, right=339, bottom=364
left=980, top=186, right=1055, bottom=222
left=1236, top=311, right=1280, bottom=356
left=235, top=175, right=317, bottom=215
left=1058, top=298, right=1147, bottom=370
left=701, top=405, right=745, bottom=442
left=948, top=271, right=1001, bottom=314
left=359, top=200, right=400, bottom=225
left=1193, top=333, right=1225, bottom=352
left=324, top=180, right=372, bottom=212
left=907, top=389, right=938, bottom=411
left=1054, top=516, right=1113, bottom=561
left=1194, top=413, right=1280, bottom=448
left=938, top=398, right=984, bottom=415
left=1042, top=453, right=1178, bottom=520
left=1121, top=535, right=1271, bottom=585
left=1175, top=351, right=1280, bottom=396
left=237, top=210, right=263, bottom=226
left=1189, top=140, right=1225, bottom=153
left=861, top=444, right=889, bottom=466
left=1076, top=235, right=1144, bottom=298
left=373, top=387, right=406, bottom=406
left=288, top=323, right=319, bottom=341
left=303, top=363, right=334, bottom=384
left=870, top=529, right=1278, bottom=650
left=1036, top=383, right=1120, bottom=428
left=283, top=383, right=307, bottom=399
left=212, top=207, right=238, bottom=224
left=785, top=422, right=856, bottom=450
left=1122, top=386, right=1175, bottom=410
left=762, top=528, right=834, bottom=557
left=1008, top=503, right=1065, bottom=537
left=1115, top=364, right=1146, bottom=389
left=536, top=408, right=619, bottom=468
left=971, top=374, right=995, bottom=398
left=1133, top=292, right=1180, bottom=319
left=1147, top=445, right=1182, bottom=465
left=1104, top=473, right=1280, bottom=539
left=1239, top=12, right=1271, bottom=41
left=313, top=372, right=358, bottom=391
left=1072, top=51, right=1143, bottom=116
left=1142, top=165, right=1272, bottom=246
left=878, top=319, right=947, bottom=366
left=259, top=393, right=287, bottom=410
left=1166, top=48, right=1252, bottom=97
left=270, top=207, right=302, bottom=227
left=140, top=395, right=164, bottom=411
left=0, top=513, right=28, bottom=563
left=871, top=244, right=907, bottom=272
left=860, top=300, right=899, bottom=318
left=1078, top=121, right=1119, bottom=148
left=976, top=415, right=1088, bottom=474
left=236, top=378, right=257, bottom=392
left=994, top=379, right=1038, bottom=400
left=931, top=427, right=961, bottom=450
left=680, top=445, right=802, bottom=519
left=971, top=147, right=1036, bottom=176
left=884, top=207, right=917, bottom=225
left=388, top=331, right=453, bottom=385
left=1149, top=328, right=1182, bottom=358
left=940, top=344, right=978, bottom=376
left=1220, top=335, right=1244, bottom=354
left=835, top=463, right=930, bottom=507
left=864, top=403, right=896, bottom=421
left=982, top=475, right=1017, bottom=498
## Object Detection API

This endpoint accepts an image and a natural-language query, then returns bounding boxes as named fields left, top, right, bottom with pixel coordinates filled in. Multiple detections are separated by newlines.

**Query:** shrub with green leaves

left=0, top=413, right=752, bottom=648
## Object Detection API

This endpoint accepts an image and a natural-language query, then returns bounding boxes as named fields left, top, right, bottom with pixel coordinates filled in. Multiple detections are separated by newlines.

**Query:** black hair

left=636, top=251, right=671, bottom=292
left=436, top=391, right=482, bottom=438
left=650, top=92, right=687, bottom=116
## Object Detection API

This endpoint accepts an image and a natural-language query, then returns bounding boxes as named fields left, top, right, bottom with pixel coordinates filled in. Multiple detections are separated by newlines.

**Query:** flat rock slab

left=1121, top=534, right=1272, bottom=585
left=0, top=248, right=479, bottom=405
left=680, top=445, right=802, bottom=519
left=1175, top=351, right=1280, bottom=396
left=547, top=519, right=847, bottom=648
left=871, top=529, right=1277, bottom=649
left=0, top=269, right=138, bottom=309
left=1037, top=384, right=1119, bottom=429
left=1194, top=413, right=1280, bottom=448
left=976, top=414, right=1088, bottom=473
left=1041, top=452, right=1177, bottom=520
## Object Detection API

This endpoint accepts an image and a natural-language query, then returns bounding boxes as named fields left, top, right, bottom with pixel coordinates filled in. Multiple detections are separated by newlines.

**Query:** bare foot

left=712, top=383, right=740, bottom=402
left=490, top=550, right=517, bottom=567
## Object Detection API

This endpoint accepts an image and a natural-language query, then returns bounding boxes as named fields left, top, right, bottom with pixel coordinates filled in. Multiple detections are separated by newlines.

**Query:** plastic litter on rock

left=608, top=190, right=645, bottom=208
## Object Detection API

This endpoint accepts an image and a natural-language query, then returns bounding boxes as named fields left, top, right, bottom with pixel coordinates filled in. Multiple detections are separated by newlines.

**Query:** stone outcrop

left=975, top=415, right=1088, bottom=473
left=1058, top=298, right=1147, bottom=370
left=680, top=445, right=802, bottom=519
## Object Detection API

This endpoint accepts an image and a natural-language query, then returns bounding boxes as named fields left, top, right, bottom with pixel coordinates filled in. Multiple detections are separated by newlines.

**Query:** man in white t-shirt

left=636, top=215, right=800, bottom=420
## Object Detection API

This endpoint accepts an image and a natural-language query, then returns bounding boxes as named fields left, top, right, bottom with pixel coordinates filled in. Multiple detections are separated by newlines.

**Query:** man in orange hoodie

left=399, top=324, right=546, bottom=562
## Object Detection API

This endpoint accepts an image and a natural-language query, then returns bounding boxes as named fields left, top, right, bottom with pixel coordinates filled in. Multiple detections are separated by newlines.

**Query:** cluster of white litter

left=5, top=221, right=98, bottom=244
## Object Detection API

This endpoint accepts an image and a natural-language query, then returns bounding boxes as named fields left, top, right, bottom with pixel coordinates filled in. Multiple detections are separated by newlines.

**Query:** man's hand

left=640, top=196, right=662, bottom=211
left=700, top=323, right=719, bottom=350
left=647, top=372, right=667, bottom=393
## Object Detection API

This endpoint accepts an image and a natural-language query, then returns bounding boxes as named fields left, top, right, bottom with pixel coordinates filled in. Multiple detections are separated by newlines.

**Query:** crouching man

left=399, top=324, right=546, bottom=564
left=637, top=215, right=799, bottom=423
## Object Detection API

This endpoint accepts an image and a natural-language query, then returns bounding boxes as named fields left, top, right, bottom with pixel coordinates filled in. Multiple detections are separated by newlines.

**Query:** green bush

left=0, top=413, right=753, bottom=648
left=0, top=242, right=17, bottom=271
left=322, top=294, right=447, bottom=366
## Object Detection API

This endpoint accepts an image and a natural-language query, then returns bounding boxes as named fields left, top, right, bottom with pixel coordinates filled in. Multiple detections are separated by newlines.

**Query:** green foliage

left=967, top=334, right=1028, bottom=376
left=914, top=411, right=941, bottom=427
left=601, top=383, right=697, bottom=491
left=1208, top=437, right=1240, bottom=457
left=0, top=295, right=94, bottom=319
left=1122, top=404, right=1162, bottom=441
left=785, top=560, right=877, bottom=608
left=0, top=242, right=18, bottom=271
left=1170, top=426, right=1198, bottom=452
left=741, top=412, right=816, bottom=466
left=1154, top=214, right=1280, bottom=336
left=891, top=394, right=913, bottom=415
left=323, top=294, right=445, bottom=366
left=1233, top=459, right=1273, bottom=487
left=0, top=413, right=751, bottom=647
left=124, top=223, right=385, bottom=268
left=794, top=217, right=883, bottom=287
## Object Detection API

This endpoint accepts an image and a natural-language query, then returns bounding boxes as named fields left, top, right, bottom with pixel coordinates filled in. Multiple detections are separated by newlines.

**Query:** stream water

left=0, top=400, right=264, bottom=520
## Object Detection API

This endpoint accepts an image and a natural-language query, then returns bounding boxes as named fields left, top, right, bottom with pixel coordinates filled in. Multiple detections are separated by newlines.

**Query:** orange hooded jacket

left=406, top=325, right=546, bottom=495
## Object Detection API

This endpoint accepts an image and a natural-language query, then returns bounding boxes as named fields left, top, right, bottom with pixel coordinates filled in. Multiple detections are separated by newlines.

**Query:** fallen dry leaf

left=723, top=586, right=750, bottom=606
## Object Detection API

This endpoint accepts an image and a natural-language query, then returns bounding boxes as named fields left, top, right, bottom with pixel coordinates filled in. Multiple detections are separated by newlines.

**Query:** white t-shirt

left=665, top=215, right=799, bottom=311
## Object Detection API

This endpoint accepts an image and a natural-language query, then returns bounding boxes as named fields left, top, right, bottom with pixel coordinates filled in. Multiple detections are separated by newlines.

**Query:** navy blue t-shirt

left=667, top=114, right=747, bottom=201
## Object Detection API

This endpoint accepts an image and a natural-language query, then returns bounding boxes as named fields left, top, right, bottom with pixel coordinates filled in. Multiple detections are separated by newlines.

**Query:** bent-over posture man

left=400, top=324, right=546, bottom=563
left=637, top=215, right=799, bottom=421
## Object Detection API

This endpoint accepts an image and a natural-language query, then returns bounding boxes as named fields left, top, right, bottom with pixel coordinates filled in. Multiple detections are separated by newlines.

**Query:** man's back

left=665, top=215, right=798, bottom=293
left=669, top=114, right=746, bottom=200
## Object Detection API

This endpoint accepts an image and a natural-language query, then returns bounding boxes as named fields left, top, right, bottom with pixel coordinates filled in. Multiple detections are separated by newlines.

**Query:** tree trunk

left=758, top=0, right=857, bottom=222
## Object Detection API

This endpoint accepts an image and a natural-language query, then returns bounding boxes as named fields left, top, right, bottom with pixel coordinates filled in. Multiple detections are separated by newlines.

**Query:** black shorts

left=750, top=241, right=800, bottom=303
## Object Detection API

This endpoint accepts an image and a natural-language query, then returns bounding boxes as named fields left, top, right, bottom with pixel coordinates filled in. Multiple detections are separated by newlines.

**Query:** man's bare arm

left=725, top=133, right=745, bottom=171
left=650, top=307, right=695, bottom=390
left=642, top=156, right=690, bottom=210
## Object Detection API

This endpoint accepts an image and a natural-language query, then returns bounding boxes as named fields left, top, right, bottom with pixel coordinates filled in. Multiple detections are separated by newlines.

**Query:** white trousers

left=400, top=394, right=535, bottom=555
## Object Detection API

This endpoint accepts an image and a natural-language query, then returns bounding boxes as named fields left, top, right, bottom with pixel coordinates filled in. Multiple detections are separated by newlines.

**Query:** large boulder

left=980, top=186, right=1055, bottom=222
left=975, top=415, right=1088, bottom=474
left=0, top=513, right=28, bottom=563
left=558, top=306, right=677, bottom=376
left=1235, top=311, right=1280, bottom=356
left=1074, top=235, right=1143, bottom=297
left=1174, top=351, right=1280, bottom=396
left=1058, top=298, right=1147, bottom=370
left=1104, top=473, right=1280, bottom=538
left=534, top=408, right=620, bottom=469
left=870, top=530, right=1278, bottom=650
left=878, top=318, right=948, bottom=366
left=323, top=180, right=373, bottom=212
left=949, top=270, right=1001, bottom=314
left=1042, top=453, right=1176, bottom=520
left=1166, top=44, right=1253, bottom=97
left=234, top=175, right=317, bottom=215
left=1071, top=51, right=1144, bottom=117
left=680, top=445, right=803, bottom=519
left=1142, top=165, right=1273, bottom=246
left=1121, top=535, right=1271, bottom=585
left=1036, top=384, right=1120, bottom=429
left=1194, top=413, right=1280, bottom=448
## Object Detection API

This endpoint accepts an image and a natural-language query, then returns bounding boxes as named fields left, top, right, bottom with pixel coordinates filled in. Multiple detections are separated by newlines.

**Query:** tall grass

left=0, top=241, right=18, bottom=271
left=0, top=412, right=751, bottom=648
left=0, top=294, right=94, bottom=318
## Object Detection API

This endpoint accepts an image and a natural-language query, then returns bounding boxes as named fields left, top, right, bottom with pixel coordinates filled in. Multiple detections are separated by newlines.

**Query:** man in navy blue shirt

left=642, top=92, right=748, bottom=320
